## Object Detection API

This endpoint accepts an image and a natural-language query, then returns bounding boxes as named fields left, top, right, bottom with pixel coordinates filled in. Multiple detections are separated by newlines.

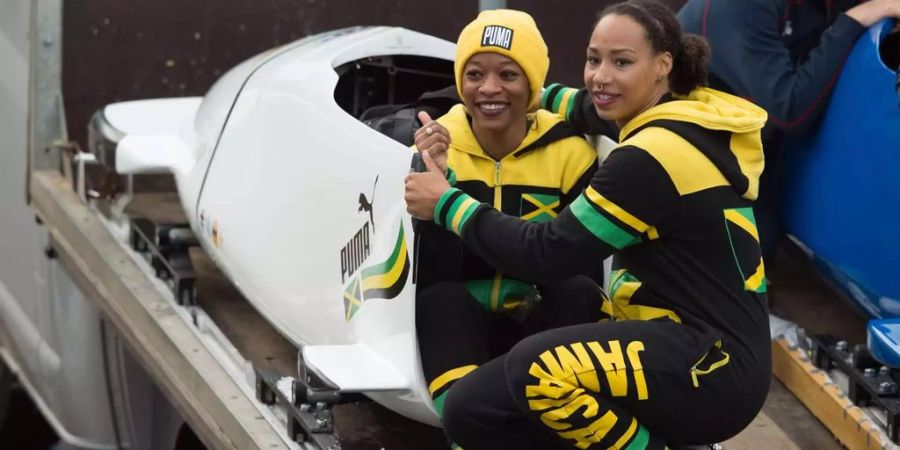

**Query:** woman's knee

left=566, top=275, right=605, bottom=303
left=416, top=282, right=477, bottom=321
left=505, top=323, right=610, bottom=406
left=503, top=332, right=555, bottom=407
left=528, top=277, right=605, bottom=331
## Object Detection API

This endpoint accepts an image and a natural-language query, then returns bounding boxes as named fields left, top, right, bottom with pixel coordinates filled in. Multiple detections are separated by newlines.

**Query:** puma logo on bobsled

left=358, top=175, right=378, bottom=231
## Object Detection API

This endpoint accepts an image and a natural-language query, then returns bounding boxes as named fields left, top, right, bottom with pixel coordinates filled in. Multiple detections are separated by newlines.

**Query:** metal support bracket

left=254, top=366, right=343, bottom=450
left=129, top=217, right=198, bottom=306
left=810, top=334, right=900, bottom=442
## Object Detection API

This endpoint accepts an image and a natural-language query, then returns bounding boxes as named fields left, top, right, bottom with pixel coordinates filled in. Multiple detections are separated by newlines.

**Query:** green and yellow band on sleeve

left=435, top=188, right=480, bottom=235
left=540, top=83, right=563, bottom=110
left=556, top=87, right=579, bottom=121
left=433, top=188, right=459, bottom=227
left=569, top=192, right=642, bottom=250
left=446, top=167, right=457, bottom=187
left=540, top=83, right=580, bottom=120
left=583, top=187, right=649, bottom=233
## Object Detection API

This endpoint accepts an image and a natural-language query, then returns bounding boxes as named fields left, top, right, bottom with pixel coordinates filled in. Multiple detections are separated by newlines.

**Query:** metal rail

left=30, top=170, right=292, bottom=450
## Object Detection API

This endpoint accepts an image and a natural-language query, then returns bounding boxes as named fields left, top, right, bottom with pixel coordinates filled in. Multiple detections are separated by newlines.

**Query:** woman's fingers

left=418, top=132, right=449, bottom=149
left=426, top=140, right=449, bottom=160
left=414, top=121, right=450, bottom=148
left=422, top=148, right=443, bottom=174
left=405, top=173, right=433, bottom=220
left=418, top=110, right=434, bottom=126
left=404, top=170, right=450, bottom=220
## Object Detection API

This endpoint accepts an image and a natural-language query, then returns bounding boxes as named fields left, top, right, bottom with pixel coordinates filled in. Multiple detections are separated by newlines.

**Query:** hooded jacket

left=678, top=0, right=863, bottom=135
left=416, top=104, right=598, bottom=312
left=433, top=88, right=770, bottom=360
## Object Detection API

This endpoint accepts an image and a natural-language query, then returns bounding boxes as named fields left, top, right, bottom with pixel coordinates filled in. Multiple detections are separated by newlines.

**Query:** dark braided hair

left=598, top=0, right=710, bottom=95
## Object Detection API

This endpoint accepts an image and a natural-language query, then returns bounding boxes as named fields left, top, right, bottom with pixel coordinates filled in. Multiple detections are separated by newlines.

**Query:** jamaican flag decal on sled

left=343, top=224, right=410, bottom=320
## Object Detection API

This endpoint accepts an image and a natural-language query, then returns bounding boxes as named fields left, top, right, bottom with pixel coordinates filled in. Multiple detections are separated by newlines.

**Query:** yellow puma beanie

left=455, top=9, right=549, bottom=111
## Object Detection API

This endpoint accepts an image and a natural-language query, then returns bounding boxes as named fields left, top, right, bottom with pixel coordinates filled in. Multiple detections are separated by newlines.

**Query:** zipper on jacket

left=491, top=161, right=503, bottom=310
left=493, top=161, right=502, bottom=207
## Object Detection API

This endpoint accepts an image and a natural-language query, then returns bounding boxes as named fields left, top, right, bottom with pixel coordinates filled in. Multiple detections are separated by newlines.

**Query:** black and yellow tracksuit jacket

left=432, top=88, right=770, bottom=360
left=415, top=104, right=598, bottom=312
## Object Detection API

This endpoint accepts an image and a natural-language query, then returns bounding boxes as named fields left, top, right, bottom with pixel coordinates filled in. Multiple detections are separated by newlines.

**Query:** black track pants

left=416, top=276, right=604, bottom=416
left=443, top=320, right=770, bottom=449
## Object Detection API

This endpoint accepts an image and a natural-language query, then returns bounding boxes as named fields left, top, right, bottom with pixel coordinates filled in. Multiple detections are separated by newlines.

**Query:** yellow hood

left=620, top=88, right=768, bottom=201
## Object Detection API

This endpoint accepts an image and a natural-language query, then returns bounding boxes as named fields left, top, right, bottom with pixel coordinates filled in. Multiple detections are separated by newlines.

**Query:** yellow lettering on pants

left=555, top=343, right=600, bottom=392
left=523, top=339, right=650, bottom=442
left=539, top=391, right=600, bottom=431
left=556, top=409, right=619, bottom=449
left=527, top=359, right=577, bottom=400
left=528, top=387, right=580, bottom=411
left=587, top=340, right=629, bottom=397
left=626, top=341, right=648, bottom=400
left=526, top=343, right=599, bottom=399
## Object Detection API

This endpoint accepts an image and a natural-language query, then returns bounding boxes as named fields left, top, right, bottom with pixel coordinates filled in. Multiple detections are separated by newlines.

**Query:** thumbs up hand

left=414, top=111, right=450, bottom=175
left=405, top=150, right=451, bottom=221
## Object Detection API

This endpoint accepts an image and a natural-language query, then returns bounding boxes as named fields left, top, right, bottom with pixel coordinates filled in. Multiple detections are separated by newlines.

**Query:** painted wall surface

left=62, top=0, right=686, bottom=147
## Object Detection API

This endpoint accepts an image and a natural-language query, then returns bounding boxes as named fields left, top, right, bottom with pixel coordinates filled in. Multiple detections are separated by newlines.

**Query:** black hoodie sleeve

left=541, top=84, right=619, bottom=139
left=432, top=148, right=678, bottom=284
left=559, top=153, right=598, bottom=208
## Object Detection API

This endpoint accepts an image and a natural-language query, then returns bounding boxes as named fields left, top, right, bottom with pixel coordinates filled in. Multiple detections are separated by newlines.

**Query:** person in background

left=406, top=1, right=770, bottom=448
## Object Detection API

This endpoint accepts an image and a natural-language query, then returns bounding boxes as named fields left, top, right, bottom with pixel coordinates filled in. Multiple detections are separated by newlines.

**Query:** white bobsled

left=102, top=27, right=456, bottom=425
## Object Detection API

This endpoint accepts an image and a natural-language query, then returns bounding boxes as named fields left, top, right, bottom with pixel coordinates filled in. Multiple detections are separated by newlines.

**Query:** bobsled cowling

left=108, top=27, right=455, bottom=425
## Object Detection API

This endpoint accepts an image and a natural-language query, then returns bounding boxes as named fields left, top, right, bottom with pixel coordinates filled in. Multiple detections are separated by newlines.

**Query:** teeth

left=597, top=94, right=614, bottom=100
left=480, top=103, right=506, bottom=110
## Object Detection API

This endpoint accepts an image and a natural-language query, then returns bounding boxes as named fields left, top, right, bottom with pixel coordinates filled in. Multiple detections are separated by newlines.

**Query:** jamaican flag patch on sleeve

left=723, top=207, right=766, bottom=293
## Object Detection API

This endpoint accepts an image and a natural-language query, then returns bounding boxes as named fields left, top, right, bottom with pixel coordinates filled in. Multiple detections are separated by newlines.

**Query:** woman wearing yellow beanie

left=412, top=9, right=610, bottom=442
left=408, top=1, right=770, bottom=449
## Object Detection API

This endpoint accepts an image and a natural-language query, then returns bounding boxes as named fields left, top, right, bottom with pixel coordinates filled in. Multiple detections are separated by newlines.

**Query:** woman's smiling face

left=583, top=13, right=672, bottom=126
left=461, top=52, right=530, bottom=133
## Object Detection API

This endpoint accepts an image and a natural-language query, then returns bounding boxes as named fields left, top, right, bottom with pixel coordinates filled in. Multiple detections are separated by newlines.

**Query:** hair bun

left=671, top=33, right=710, bottom=95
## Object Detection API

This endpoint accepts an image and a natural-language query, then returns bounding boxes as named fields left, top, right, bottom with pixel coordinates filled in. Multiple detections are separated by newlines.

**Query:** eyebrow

left=465, top=59, right=519, bottom=68
left=587, top=46, right=637, bottom=55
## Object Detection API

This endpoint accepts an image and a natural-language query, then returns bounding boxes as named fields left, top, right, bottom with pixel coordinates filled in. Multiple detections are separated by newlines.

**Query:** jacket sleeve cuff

left=541, top=83, right=580, bottom=119
left=434, top=188, right=480, bottom=235
left=831, top=13, right=866, bottom=43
